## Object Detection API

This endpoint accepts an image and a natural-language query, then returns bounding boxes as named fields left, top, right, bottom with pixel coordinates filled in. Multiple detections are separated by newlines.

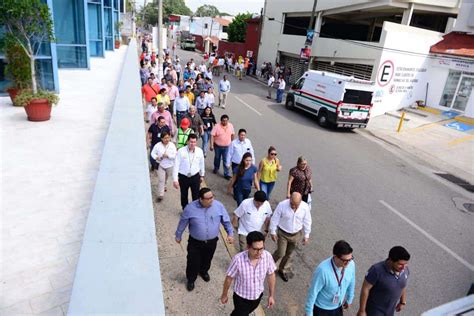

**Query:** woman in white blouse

left=151, top=131, right=177, bottom=201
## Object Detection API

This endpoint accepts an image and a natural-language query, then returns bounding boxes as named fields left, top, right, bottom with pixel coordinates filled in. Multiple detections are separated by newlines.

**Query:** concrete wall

left=371, top=22, right=443, bottom=116
left=218, top=41, right=247, bottom=58
left=68, top=41, right=165, bottom=315
left=453, top=0, right=474, bottom=33
left=190, top=17, right=228, bottom=40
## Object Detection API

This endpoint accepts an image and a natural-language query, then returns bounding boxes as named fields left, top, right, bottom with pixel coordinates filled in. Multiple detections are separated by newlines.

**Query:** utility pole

left=157, top=0, right=163, bottom=79
left=307, top=0, right=317, bottom=68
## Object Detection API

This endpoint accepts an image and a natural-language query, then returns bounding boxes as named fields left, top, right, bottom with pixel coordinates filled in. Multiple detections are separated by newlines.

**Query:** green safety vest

left=177, top=128, right=192, bottom=149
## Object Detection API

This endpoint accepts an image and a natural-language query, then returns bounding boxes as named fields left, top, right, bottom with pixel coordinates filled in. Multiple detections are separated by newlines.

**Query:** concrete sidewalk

left=1, top=47, right=126, bottom=314
left=361, top=107, right=474, bottom=186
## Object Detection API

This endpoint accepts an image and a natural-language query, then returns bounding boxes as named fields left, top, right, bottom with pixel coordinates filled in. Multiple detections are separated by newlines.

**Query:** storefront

left=429, top=32, right=474, bottom=117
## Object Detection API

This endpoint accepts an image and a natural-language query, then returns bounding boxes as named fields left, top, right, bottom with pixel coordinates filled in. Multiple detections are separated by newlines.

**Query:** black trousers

left=186, top=236, right=218, bottom=282
left=231, top=292, right=263, bottom=316
left=314, top=305, right=343, bottom=316
left=178, top=173, right=200, bottom=209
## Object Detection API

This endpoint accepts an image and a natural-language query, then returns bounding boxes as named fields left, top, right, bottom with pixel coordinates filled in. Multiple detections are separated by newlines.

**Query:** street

left=164, top=45, right=474, bottom=315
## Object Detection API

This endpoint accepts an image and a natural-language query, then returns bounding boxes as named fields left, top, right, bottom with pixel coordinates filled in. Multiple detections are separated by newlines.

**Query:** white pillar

left=401, top=2, right=414, bottom=25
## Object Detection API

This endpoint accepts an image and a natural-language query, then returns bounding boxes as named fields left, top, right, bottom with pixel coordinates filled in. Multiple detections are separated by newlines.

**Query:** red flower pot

left=115, top=41, right=121, bottom=49
left=6, top=88, right=20, bottom=105
left=24, top=98, right=52, bottom=122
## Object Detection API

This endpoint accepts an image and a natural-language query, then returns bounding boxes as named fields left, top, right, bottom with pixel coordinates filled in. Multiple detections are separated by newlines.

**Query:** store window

left=88, top=0, right=104, bottom=57
left=439, top=70, right=474, bottom=112
left=104, top=0, right=113, bottom=50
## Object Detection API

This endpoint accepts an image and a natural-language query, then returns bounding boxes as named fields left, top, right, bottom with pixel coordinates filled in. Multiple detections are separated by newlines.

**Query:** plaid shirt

left=226, top=250, right=276, bottom=300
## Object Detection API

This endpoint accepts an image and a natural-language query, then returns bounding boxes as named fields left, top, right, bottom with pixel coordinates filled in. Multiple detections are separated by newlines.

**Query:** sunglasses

left=270, top=152, right=277, bottom=156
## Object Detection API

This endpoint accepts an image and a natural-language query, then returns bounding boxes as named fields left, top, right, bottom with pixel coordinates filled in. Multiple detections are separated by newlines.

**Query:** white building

left=190, top=16, right=232, bottom=40
left=259, top=0, right=461, bottom=116
left=427, top=1, right=474, bottom=117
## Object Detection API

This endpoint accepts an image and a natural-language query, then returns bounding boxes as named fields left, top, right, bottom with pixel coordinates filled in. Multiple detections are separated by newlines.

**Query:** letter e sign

left=377, top=60, right=394, bottom=87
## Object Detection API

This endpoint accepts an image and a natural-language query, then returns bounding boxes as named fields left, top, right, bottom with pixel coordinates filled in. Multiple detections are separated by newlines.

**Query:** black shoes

left=186, top=281, right=195, bottom=291
left=278, top=270, right=289, bottom=282
left=224, top=175, right=232, bottom=180
left=200, top=272, right=210, bottom=282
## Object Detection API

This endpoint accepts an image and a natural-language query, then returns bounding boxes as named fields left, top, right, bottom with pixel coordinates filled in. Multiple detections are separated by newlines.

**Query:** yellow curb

left=417, top=106, right=441, bottom=115
left=455, top=116, right=474, bottom=126
left=448, top=135, right=474, bottom=146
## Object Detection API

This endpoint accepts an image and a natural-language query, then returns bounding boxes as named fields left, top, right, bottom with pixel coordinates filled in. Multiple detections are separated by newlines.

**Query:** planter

left=115, top=40, right=121, bottom=49
left=6, top=88, right=20, bottom=105
left=24, top=98, right=52, bottom=121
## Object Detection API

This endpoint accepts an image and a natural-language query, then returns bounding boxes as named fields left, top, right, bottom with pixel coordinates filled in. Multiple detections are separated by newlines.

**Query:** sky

left=136, top=0, right=265, bottom=16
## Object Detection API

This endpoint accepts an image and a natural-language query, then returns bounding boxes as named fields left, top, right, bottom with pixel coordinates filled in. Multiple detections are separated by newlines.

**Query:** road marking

left=234, top=96, right=262, bottom=116
left=448, top=135, right=474, bottom=146
left=379, top=200, right=474, bottom=272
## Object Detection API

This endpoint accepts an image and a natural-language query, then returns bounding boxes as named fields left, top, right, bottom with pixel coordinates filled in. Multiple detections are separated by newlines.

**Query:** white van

left=285, top=70, right=375, bottom=128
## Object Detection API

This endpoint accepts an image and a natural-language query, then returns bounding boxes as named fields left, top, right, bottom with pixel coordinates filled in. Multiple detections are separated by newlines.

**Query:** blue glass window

left=88, top=1, right=104, bottom=57
left=53, top=0, right=89, bottom=68
left=104, top=5, right=113, bottom=50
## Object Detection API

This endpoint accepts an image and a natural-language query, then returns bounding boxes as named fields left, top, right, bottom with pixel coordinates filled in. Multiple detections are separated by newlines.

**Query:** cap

left=180, top=117, right=190, bottom=129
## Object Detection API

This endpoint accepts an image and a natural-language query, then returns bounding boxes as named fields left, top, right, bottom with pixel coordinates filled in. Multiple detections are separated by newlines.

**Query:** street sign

left=305, top=29, right=315, bottom=46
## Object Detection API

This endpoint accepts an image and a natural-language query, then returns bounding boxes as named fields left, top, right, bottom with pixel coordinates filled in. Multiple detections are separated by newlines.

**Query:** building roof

left=430, top=32, right=474, bottom=58
left=204, top=36, right=220, bottom=45
left=213, top=17, right=231, bottom=26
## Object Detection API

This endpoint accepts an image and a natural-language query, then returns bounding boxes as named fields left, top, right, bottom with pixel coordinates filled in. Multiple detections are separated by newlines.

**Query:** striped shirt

left=226, top=250, right=276, bottom=300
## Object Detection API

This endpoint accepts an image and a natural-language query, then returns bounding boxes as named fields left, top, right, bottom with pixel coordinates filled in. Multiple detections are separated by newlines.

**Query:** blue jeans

left=233, top=187, right=251, bottom=206
left=276, top=89, right=284, bottom=103
left=259, top=181, right=275, bottom=199
left=176, top=111, right=186, bottom=128
left=213, top=144, right=230, bottom=177
left=202, top=130, right=211, bottom=156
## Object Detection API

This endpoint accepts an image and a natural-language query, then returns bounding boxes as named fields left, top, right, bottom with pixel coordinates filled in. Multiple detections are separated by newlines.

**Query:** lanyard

left=187, top=147, right=196, bottom=168
left=331, top=258, right=345, bottom=287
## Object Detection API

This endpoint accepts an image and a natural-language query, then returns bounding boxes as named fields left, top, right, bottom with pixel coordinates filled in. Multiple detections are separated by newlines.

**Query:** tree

left=227, top=13, right=252, bottom=43
left=195, top=4, right=219, bottom=17
left=140, top=0, right=192, bottom=26
left=0, top=0, right=55, bottom=94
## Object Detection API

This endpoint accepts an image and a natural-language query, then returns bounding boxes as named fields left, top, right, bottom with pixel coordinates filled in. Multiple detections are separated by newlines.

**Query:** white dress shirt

left=151, top=141, right=177, bottom=169
left=204, top=93, right=215, bottom=106
left=173, top=96, right=190, bottom=114
left=199, top=64, right=207, bottom=73
left=269, top=199, right=312, bottom=238
left=219, top=79, right=231, bottom=93
left=234, top=198, right=272, bottom=236
left=267, top=76, right=275, bottom=87
left=173, top=146, right=205, bottom=181
left=145, top=104, right=157, bottom=121
left=278, top=79, right=286, bottom=90
left=227, top=138, right=255, bottom=165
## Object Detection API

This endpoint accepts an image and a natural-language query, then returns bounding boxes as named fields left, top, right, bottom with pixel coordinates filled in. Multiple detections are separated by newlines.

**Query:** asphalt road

left=171, top=44, right=474, bottom=315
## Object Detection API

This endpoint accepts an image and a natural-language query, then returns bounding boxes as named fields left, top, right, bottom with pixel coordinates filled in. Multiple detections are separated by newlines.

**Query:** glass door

left=452, top=75, right=473, bottom=112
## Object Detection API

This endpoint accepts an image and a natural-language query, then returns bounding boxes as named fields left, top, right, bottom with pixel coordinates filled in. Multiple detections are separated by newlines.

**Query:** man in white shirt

left=189, top=58, right=196, bottom=72
left=267, top=74, right=275, bottom=99
left=232, top=191, right=272, bottom=251
left=151, top=131, right=177, bottom=201
left=204, top=87, right=216, bottom=108
left=276, top=75, right=286, bottom=103
left=269, top=192, right=312, bottom=282
left=198, top=61, right=207, bottom=74
left=218, top=75, right=231, bottom=108
left=173, top=134, right=205, bottom=209
left=227, top=128, right=255, bottom=171
left=173, top=89, right=191, bottom=128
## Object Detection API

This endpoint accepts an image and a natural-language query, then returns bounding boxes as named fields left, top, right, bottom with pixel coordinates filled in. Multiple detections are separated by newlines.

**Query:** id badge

left=332, top=294, right=339, bottom=305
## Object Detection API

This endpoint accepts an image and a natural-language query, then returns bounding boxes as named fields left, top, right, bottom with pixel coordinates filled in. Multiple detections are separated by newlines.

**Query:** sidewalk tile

left=29, top=286, right=71, bottom=314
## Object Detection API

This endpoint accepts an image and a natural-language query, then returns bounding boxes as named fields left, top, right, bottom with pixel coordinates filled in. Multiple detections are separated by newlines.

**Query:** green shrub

left=14, top=89, right=60, bottom=107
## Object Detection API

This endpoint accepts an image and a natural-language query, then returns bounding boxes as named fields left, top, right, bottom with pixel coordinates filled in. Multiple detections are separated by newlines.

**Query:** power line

left=262, top=14, right=474, bottom=62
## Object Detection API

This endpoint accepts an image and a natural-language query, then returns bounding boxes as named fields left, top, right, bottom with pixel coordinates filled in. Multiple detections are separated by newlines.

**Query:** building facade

left=258, top=0, right=460, bottom=116
left=0, top=0, right=121, bottom=94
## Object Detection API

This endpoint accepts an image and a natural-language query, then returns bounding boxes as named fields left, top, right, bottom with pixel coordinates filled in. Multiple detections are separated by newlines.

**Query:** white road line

left=234, top=96, right=262, bottom=116
left=379, top=200, right=474, bottom=272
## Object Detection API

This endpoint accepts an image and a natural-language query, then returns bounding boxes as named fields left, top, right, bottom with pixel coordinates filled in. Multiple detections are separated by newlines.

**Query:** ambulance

left=285, top=70, right=375, bottom=128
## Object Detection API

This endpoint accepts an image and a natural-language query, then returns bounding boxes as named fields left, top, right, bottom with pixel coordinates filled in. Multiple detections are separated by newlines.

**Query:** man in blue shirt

left=175, top=187, right=234, bottom=292
left=218, top=75, right=231, bottom=108
left=305, top=240, right=356, bottom=316
left=357, top=246, right=410, bottom=316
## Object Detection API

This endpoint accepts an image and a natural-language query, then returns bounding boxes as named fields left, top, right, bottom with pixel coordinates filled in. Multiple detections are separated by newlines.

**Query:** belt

left=177, top=111, right=187, bottom=114
left=278, top=227, right=301, bottom=236
left=189, top=236, right=218, bottom=243
left=179, top=172, right=199, bottom=178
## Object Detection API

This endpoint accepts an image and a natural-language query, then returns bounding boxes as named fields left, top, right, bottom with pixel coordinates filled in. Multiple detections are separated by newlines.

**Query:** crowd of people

left=139, top=34, right=411, bottom=316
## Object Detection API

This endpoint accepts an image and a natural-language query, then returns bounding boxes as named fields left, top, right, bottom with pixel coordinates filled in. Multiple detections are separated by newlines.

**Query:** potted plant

left=0, top=0, right=58, bottom=121
left=4, top=36, right=31, bottom=105
left=115, top=21, right=123, bottom=48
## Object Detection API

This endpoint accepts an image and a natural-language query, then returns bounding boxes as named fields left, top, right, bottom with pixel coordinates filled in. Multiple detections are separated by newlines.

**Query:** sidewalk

left=361, top=107, right=474, bottom=186
left=0, top=47, right=126, bottom=314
